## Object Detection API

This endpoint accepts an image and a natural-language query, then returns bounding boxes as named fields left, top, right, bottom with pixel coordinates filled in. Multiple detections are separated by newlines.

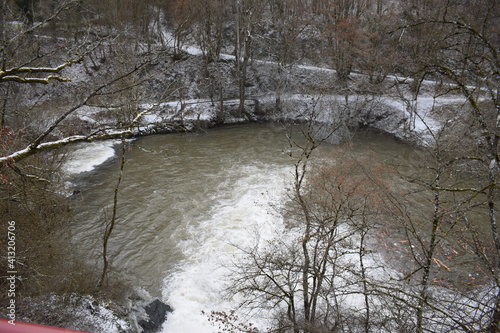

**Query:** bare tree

left=233, top=0, right=266, bottom=116
left=0, top=0, right=175, bottom=311
left=312, top=0, right=369, bottom=83
left=98, top=136, right=127, bottom=288
left=390, top=1, right=499, bottom=330
left=267, top=0, right=310, bottom=112
left=229, top=100, right=399, bottom=332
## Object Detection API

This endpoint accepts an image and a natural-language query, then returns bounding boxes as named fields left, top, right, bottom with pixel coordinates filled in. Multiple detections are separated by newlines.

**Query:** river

left=66, top=123, right=416, bottom=332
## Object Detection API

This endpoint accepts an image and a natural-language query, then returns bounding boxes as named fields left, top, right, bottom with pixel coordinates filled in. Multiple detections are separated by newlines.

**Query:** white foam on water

left=160, top=163, right=403, bottom=333
left=161, top=164, right=290, bottom=333
left=62, top=141, right=118, bottom=174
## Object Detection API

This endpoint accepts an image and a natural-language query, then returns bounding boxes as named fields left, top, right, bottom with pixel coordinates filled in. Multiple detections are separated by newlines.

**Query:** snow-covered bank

left=52, top=31, right=476, bottom=177
left=17, top=293, right=175, bottom=333
left=18, top=294, right=131, bottom=333
left=61, top=90, right=468, bottom=177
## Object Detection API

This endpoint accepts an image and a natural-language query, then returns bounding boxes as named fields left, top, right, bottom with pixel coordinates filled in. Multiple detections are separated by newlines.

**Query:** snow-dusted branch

left=0, top=130, right=132, bottom=166
left=0, top=62, right=147, bottom=166
left=0, top=57, right=82, bottom=84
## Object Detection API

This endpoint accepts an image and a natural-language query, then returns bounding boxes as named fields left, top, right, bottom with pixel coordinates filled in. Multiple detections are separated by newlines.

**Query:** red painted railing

left=0, top=319, right=90, bottom=333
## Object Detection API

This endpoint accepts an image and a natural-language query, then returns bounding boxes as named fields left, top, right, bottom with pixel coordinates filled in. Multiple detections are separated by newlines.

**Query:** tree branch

left=0, top=129, right=132, bottom=166
left=0, top=57, right=83, bottom=84
left=0, top=62, right=147, bottom=165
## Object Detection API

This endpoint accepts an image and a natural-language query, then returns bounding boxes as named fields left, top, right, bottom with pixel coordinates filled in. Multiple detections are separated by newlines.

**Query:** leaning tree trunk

left=98, top=136, right=126, bottom=288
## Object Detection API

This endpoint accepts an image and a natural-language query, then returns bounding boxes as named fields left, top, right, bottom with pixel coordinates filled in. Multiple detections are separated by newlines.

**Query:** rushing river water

left=67, top=123, right=416, bottom=332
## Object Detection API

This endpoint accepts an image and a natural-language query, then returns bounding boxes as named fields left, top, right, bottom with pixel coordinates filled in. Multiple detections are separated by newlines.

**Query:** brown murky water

left=68, top=123, right=427, bottom=331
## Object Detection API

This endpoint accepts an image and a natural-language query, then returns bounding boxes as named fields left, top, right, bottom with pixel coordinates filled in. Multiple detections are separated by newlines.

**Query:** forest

left=0, top=0, right=498, bottom=332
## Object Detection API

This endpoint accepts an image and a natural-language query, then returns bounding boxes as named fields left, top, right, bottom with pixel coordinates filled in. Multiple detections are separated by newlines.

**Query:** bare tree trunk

left=98, top=136, right=126, bottom=288
left=487, top=157, right=500, bottom=332
left=358, top=212, right=371, bottom=333
left=416, top=192, right=440, bottom=333
left=0, top=85, right=8, bottom=127
left=218, top=66, right=224, bottom=124
left=294, top=156, right=312, bottom=332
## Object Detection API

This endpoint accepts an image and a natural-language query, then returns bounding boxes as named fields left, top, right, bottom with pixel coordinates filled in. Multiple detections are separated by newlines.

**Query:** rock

left=138, top=299, right=173, bottom=333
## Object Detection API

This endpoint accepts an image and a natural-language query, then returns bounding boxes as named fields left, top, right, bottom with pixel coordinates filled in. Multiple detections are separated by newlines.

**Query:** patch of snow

left=20, top=294, right=132, bottom=333
left=73, top=105, right=110, bottom=123
left=378, top=95, right=468, bottom=144
left=62, top=62, right=88, bottom=83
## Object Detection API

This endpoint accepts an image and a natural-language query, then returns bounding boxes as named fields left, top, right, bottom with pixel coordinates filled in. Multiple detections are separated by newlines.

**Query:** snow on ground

left=379, top=95, right=468, bottom=144
left=62, top=92, right=468, bottom=177
left=60, top=25, right=474, bottom=190
left=21, top=294, right=132, bottom=333
left=166, top=33, right=470, bottom=146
